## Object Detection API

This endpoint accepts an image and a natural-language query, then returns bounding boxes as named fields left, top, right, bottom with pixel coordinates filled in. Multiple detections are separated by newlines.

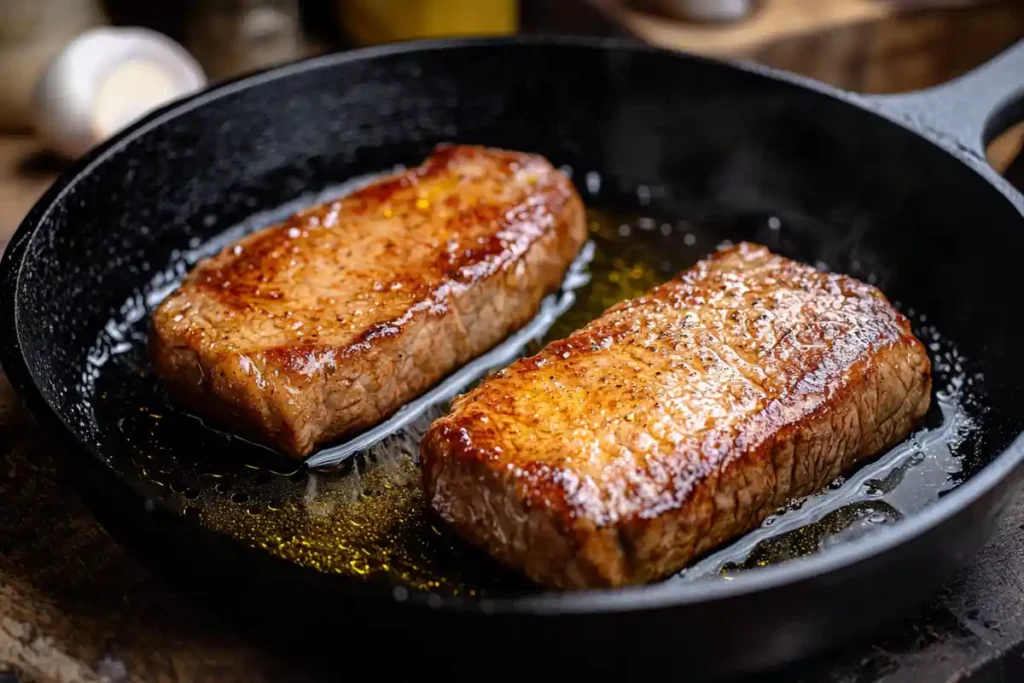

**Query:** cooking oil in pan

left=679, top=358, right=980, bottom=582
left=82, top=175, right=985, bottom=597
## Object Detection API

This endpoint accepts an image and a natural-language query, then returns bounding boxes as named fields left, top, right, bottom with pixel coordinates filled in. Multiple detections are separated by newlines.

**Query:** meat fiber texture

left=421, top=243, right=932, bottom=589
left=150, top=145, right=587, bottom=458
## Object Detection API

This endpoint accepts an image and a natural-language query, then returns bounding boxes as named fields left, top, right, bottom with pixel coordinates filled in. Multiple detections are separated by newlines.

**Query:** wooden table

left=0, top=138, right=60, bottom=247
left=2, top=3, right=1024, bottom=679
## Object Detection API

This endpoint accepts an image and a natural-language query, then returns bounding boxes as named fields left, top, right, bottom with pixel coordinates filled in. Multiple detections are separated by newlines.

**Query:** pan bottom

left=80, top=176, right=987, bottom=598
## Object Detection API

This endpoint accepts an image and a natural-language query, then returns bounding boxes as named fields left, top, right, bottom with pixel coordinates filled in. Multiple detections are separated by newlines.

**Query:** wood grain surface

left=0, top=374, right=305, bottom=683
left=586, top=0, right=1024, bottom=90
left=0, top=137, right=63, bottom=249
left=582, top=0, right=1024, bottom=170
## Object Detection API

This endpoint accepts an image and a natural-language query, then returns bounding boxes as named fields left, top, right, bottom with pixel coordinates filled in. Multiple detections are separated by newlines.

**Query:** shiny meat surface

left=421, top=243, right=932, bottom=589
left=149, top=145, right=587, bottom=457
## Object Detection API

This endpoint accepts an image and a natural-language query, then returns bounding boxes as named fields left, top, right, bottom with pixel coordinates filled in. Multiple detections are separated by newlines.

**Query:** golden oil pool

left=83, top=181, right=986, bottom=597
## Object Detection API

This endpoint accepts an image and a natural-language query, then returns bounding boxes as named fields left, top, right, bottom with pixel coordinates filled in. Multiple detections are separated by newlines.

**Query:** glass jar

left=336, top=0, right=518, bottom=46
left=185, top=0, right=304, bottom=81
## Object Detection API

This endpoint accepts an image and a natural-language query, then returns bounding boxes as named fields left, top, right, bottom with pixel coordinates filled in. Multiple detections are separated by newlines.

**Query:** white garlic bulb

left=34, top=27, right=206, bottom=159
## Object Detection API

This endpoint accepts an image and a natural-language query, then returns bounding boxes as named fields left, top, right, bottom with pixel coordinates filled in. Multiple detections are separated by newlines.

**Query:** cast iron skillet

left=2, top=36, right=1024, bottom=680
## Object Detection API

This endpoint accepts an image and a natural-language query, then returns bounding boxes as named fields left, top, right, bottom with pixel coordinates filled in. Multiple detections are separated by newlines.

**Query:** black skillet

left=2, top=36, right=1024, bottom=680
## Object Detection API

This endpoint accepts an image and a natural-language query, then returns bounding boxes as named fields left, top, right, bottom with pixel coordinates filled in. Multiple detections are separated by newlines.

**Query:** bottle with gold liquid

left=336, top=0, right=518, bottom=46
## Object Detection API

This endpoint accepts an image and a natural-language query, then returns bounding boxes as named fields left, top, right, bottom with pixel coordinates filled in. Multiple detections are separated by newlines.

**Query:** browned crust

left=421, top=243, right=932, bottom=589
left=149, top=145, right=588, bottom=457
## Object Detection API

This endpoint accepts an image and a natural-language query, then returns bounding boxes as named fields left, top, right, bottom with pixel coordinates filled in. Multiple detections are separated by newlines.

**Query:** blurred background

left=0, top=0, right=1022, bottom=238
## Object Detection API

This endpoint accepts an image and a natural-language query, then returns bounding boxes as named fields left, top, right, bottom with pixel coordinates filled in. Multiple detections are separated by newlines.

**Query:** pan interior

left=83, top=185, right=987, bottom=597
left=11, top=40, right=1024, bottom=600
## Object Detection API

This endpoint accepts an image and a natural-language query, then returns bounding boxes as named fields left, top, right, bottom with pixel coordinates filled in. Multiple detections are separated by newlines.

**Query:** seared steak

left=150, top=145, right=587, bottom=458
left=421, top=243, right=932, bottom=589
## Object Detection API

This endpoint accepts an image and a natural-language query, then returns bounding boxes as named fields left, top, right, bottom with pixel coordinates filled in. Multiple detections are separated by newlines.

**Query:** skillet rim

left=2, top=34, right=1024, bottom=616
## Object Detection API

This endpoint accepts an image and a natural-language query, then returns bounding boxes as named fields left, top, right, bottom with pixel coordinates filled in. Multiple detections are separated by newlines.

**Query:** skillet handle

left=862, top=39, right=1024, bottom=161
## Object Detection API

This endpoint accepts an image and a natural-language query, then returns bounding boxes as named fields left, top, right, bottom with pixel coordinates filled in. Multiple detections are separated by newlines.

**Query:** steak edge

left=421, top=243, right=932, bottom=589
left=150, top=145, right=587, bottom=458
